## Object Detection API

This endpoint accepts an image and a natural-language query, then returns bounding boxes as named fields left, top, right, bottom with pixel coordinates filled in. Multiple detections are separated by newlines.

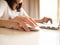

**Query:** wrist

left=0, top=20, right=12, bottom=28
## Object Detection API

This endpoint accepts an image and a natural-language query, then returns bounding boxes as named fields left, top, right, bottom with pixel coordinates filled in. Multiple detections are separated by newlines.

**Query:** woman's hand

left=42, top=17, right=52, bottom=24
left=8, top=16, right=52, bottom=31
left=35, top=17, right=52, bottom=24
left=10, top=16, right=37, bottom=32
left=4, top=21, right=24, bottom=31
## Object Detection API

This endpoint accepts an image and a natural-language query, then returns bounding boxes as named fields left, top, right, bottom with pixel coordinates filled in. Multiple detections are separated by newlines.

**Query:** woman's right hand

left=10, top=16, right=37, bottom=32
left=4, top=21, right=24, bottom=31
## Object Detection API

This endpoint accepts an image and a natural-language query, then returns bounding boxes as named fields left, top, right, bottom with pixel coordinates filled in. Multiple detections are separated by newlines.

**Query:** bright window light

left=39, top=0, right=59, bottom=26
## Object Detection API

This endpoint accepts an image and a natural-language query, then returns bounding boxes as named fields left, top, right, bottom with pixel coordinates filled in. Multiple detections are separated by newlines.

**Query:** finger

left=14, top=16, right=36, bottom=28
left=22, top=17, right=36, bottom=28
left=48, top=18, right=52, bottom=24
left=11, top=23, right=23, bottom=31
left=15, top=25, right=24, bottom=31
left=12, top=17, right=29, bottom=31
left=20, top=21, right=30, bottom=32
left=29, top=18, right=38, bottom=26
left=43, top=18, right=48, bottom=23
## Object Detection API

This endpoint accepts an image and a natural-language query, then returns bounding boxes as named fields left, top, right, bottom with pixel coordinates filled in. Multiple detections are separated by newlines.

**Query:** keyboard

left=36, top=23, right=59, bottom=30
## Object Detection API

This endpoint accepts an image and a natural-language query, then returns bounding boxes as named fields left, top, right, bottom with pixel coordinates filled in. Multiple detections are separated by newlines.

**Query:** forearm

left=0, top=20, right=12, bottom=27
left=35, top=18, right=52, bottom=24
left=35, top=19, right=43, bottom=23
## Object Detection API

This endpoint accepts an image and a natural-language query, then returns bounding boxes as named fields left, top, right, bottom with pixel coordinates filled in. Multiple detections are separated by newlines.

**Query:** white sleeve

left=19, top=8, right=29, bottom=17
left=0, top=1, right=6, bottom=17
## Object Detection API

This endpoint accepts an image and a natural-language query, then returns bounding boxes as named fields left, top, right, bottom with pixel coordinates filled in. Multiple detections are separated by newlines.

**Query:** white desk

left=0, top=28, right=59, bottom=45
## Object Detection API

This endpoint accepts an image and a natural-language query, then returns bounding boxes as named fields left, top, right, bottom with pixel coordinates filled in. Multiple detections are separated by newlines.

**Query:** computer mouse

left=28, top=26, right=40, bottom=31
left=26, top=24, right=40, bottom=31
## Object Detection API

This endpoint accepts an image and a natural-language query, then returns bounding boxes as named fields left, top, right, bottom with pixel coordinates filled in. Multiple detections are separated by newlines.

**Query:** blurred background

left=23, top=0, right=60, bottom=26
left=22, top=0, right=39, bottom=19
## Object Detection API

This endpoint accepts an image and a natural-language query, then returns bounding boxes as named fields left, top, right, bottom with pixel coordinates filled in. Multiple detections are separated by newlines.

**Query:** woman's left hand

left=42, top=17, right=52, bottom=24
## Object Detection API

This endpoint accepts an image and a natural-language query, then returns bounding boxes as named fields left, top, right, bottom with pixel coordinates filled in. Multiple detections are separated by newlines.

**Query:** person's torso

left=0, top=0, right=23, bottom=20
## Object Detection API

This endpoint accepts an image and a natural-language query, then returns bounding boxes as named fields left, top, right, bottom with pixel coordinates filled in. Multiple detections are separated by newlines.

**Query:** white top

left=0, top=0, right=29, bottom=20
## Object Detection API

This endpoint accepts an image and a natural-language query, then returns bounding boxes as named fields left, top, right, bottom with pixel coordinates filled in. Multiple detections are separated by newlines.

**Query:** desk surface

left=0, top=28, right=38, bottom=34
left=0, top=28, right=60, bottom=45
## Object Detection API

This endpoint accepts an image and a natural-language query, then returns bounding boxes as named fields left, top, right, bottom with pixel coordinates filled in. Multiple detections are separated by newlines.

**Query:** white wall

left=40, top=0, right=58, bottom=20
